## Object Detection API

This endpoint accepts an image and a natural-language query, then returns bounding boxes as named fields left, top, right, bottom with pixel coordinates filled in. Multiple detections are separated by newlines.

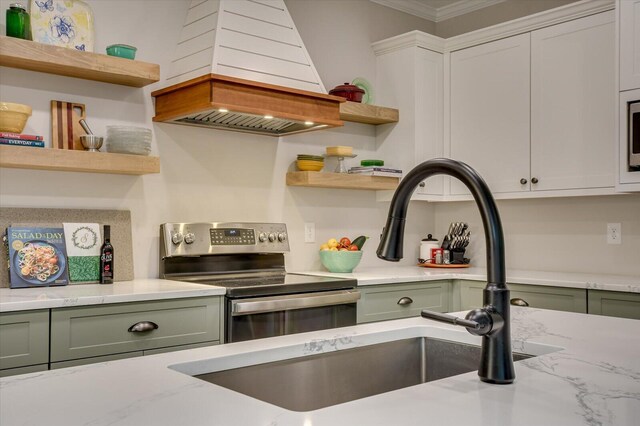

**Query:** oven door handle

left=231, top=290, right=361, bottom=316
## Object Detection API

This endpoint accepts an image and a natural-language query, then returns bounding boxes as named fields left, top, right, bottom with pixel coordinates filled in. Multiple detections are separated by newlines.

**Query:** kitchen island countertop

left=295, top=266, right=640, bottom=293
left=1, top=306, right=638, bottom=425
left=0, top=279, right=225, bottom=312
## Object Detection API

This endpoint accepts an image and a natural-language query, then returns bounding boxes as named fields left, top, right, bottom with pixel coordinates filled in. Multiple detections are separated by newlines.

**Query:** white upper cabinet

left=620, top=0, right=640, bottom=91
left=449, top=34, right=531, bottom=195
left=530, top=11, right=615, bottom=192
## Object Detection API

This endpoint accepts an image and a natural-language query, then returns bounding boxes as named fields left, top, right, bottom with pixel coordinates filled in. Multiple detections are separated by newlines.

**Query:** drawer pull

left=397, top=297, right=413, bottom=306
left=510, top=298, right=529, bottom=307
left=128, top=321, right=159, bottom=333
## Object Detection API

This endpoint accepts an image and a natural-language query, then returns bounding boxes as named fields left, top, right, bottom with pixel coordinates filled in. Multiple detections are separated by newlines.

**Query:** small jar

left=6, top=3, right=31, bottom=40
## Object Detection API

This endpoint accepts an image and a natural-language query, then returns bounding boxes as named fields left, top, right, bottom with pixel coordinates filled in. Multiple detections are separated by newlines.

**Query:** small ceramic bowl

left=0, top=102, right=32, bottom=133
left=297, top=159, right=324, bottom=172
left=80, top=135, right=104, bottom=152
left=319, top=250, right=363, bottom=273
left=106, top=44, right=137, bottom=60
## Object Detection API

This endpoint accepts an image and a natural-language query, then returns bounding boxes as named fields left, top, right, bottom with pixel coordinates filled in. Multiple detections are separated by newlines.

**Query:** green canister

left=6, top=3, right=31, bottom=40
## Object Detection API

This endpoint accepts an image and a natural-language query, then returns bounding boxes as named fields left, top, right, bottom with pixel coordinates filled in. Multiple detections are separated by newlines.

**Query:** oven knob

left=278, top=233, right=287, bottom=242
left=259, top=232, right=267, bottom=242
left=171, top=232, right=184, bottom=245
left=268, top=233, right=276, bottom=242
left=184, top=232, right=195, bottom=244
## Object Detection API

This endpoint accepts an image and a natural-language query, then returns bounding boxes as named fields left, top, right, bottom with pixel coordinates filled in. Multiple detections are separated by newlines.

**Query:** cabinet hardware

left=419, top=182, right=426, bottom=188
left=397, top=297, right=413, bottom=305
left=520, top=178, right=527, bottom=185
left=531, top=177, right=539, bottom=184
left=128, top=321, right=159, bottom=332
left=510, top=298, right=529, bottom=307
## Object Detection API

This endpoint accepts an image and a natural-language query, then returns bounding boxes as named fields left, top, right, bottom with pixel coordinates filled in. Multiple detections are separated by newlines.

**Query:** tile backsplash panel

left=0, top=208, right=133, bottom=288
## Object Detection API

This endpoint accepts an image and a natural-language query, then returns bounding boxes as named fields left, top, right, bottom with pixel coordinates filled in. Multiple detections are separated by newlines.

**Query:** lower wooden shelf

left=286, top=171, right=399, bottom=190
left=0, top=146, right=160, bottom=175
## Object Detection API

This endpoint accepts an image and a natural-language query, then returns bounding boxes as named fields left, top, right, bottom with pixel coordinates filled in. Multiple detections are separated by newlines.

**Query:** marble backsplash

left=0, top=208, right=133, bottom=288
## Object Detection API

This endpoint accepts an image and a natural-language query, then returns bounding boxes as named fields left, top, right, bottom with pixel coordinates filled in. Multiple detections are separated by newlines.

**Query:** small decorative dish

left=106, top=44, right=137, bottom=60
left=418, top=262, right=471, bottom=269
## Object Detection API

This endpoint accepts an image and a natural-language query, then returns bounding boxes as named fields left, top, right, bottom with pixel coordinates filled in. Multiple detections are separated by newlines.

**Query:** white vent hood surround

left=152, top=0, right=344, bottom=136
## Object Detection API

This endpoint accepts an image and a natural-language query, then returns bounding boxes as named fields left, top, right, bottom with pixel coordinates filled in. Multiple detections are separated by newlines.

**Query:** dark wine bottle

left=100, top=225, right=114, bottom=284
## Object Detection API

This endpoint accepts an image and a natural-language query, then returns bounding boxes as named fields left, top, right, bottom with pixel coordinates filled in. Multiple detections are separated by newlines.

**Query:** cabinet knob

left=520, top=178, right=527, bottom=185
left=397, top=297, right=413, bottom=306
left=128, top=321, right=159, bottom=332
left=531, top=177, right=539, bottom=184
left=419, top=182, right=426, bottom=188
left=510, top=298, right=529, bottom=307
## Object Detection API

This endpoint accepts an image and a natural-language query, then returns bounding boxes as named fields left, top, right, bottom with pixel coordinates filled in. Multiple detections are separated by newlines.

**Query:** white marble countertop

left=1, top=307, right=638, bottom=425
left=294, top=266, right=640, bottom=293
left=0, top=279, right=225, bottom=312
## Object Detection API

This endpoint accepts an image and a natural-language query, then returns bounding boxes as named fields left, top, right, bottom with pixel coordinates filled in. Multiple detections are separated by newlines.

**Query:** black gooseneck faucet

left=377, top=158, right=515, bottom=384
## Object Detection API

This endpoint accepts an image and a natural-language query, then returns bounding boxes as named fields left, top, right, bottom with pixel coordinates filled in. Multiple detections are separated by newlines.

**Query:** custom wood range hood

left=152, top=0, right=345, bottom=136
left=151, top=74, right=345, bottom=136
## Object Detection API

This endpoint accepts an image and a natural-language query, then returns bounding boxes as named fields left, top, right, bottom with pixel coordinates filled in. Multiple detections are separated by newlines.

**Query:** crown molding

left=370, top=0, right=507, bottom=23
left=372, top=30, right=446, bottom=55
left=373, top=0, right=615, bottom=55
left=445, top=0, right=614, bottom=51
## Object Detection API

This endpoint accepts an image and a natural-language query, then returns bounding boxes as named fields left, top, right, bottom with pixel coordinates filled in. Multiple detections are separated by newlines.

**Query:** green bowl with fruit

left=319, top=250, right=363, bottom=273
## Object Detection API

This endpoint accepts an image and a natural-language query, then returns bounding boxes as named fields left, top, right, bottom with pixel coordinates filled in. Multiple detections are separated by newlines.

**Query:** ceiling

left=369, top=0, right=507, bottom=22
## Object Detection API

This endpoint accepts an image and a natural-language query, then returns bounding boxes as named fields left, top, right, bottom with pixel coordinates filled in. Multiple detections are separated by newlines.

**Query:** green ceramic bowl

left=106, top=44, right=137, bottom=60
left=319, top=250, right=363, bottom=273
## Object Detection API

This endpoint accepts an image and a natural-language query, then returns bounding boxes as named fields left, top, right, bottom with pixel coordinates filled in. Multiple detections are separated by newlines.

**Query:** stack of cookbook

left=0, top=132, right=45, bottom=148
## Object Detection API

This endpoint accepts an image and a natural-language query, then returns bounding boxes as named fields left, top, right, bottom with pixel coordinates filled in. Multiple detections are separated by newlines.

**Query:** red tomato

left=348, top=244, right=359, bottom=251
left=339, top=237, right=351, bottom=248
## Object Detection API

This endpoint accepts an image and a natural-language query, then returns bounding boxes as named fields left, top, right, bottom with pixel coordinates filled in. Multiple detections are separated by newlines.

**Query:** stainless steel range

left=159, top=222, right=359, bottom=343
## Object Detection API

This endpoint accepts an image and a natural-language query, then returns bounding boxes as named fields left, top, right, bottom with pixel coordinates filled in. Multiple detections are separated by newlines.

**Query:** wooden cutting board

left=51, top=100, right=86, bottom=150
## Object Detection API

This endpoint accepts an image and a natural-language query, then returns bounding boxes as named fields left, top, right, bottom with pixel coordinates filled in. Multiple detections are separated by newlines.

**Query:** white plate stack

left=105, top=126, right=152, bottom=156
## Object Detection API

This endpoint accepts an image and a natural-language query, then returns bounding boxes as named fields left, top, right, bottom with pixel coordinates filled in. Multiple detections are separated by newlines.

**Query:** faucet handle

left=421, top=309, right=493, bottom=336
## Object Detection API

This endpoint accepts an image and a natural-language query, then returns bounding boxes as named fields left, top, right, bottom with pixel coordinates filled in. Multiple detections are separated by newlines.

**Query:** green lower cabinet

left=454, top=280, right=587, bottom=313
left=50, top=296, right=223, bottom=363
left=357, top=281, right=451, bottom=323
left=587, top=290, right=640, bottom=320
left=0, top=310, right=49, bottom=371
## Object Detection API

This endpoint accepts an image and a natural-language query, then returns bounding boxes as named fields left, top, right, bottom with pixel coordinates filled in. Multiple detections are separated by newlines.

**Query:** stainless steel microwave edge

left=629, top=101, right=640, bottom=168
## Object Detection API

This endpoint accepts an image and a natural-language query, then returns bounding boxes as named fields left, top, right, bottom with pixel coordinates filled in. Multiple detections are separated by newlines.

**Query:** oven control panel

left=161, top=222, right=289, bottom=257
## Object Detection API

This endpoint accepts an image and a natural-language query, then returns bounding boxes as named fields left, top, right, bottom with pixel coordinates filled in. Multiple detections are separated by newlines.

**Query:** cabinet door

left=588, top=290, right=640, bottom=319
left=357, top=281, right=451, bottom=323
left=620, top=0, right=640, bottom=91
left=0, top=310, right=49, bottom=370
left=531, top=11, right=615, bottom=191
left=450, top=33, right=531, bottom=195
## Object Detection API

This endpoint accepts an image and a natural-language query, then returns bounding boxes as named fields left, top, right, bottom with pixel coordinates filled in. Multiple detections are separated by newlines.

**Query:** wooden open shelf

left=286, top=171, right=399, bottom=190
left=339, top=101, right=399, bottom=125
left=0, top=146, right=160, bottom=175
left=0, top=36, right=160, bottom=87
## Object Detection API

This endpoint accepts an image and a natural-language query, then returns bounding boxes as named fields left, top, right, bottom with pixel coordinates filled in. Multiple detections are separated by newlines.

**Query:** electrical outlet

left=607, top=223, right=622, bottom=245
left=304, top=223, right=315, bottom=243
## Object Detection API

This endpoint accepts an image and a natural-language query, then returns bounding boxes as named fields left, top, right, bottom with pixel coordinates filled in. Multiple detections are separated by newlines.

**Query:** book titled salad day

left=7, top=227, right=69, bottom=288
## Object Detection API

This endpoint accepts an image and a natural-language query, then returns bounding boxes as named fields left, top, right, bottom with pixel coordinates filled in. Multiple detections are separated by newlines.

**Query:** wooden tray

left=418, top=263, right=471, bottom=269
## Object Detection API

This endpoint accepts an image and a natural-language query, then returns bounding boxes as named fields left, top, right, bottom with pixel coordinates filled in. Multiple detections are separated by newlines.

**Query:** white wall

left=0, top=0, right=435, bottom=278
left=434, top=195, right=640, bottom=276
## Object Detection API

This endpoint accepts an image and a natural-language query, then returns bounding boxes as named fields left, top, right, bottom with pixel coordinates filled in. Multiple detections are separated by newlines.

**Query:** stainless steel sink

left=194, top=337, right=533, bottom=411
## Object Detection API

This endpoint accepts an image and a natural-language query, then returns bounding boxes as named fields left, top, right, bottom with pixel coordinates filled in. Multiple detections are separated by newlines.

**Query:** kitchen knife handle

left=397, top=297, right=413, bottom=306
left=128, top=321, right=159, bottom=333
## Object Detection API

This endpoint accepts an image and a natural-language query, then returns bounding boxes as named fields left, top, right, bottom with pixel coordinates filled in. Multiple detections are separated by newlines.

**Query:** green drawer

left=51, top=297, right=221, bottom=362
left=456, top=280, right=587, bottom=313
left=357, top=281, right=451, bottom=323
left=587, top=290, right=640, bottom=319
left=0, top=310, right=49, bottom=370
